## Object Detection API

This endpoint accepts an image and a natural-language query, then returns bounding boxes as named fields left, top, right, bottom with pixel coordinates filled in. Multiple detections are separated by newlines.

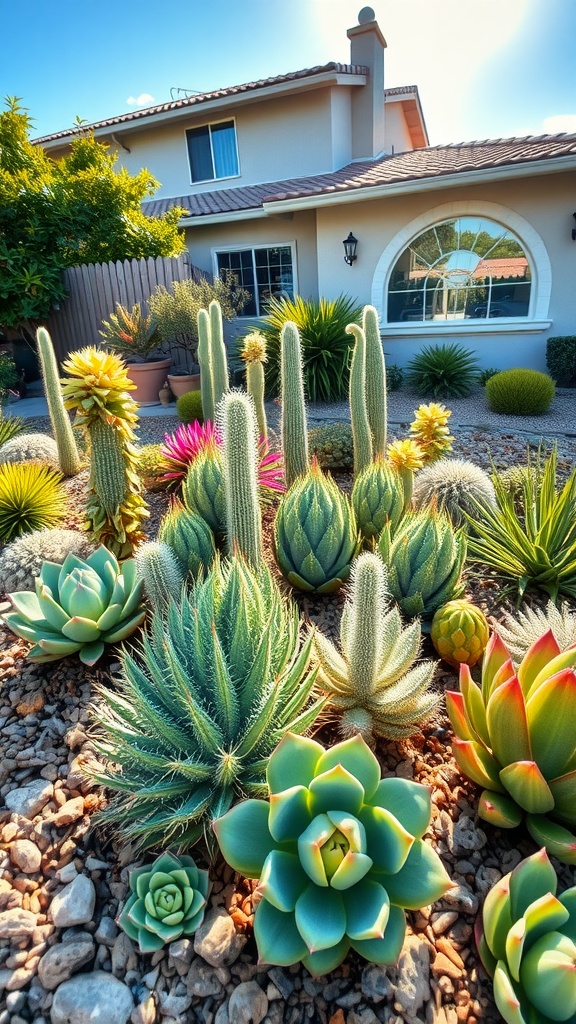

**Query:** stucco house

left=37, top=7, right=576, bottom=371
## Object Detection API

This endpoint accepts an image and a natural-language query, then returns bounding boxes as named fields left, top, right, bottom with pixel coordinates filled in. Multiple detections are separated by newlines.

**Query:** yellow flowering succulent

left=409, top=403, right=454, bottom=463
left=240, top=331, right=267, bottom=363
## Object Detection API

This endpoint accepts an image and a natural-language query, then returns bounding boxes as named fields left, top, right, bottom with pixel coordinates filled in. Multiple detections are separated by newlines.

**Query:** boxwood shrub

left=485, top=368, right=556, bottom=415
left=546, top=336, right=576, bottom=387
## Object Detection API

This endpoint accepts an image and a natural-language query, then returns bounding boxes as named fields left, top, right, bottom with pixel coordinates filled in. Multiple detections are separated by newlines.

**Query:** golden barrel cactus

left=431, top=599, right=489, bottom=669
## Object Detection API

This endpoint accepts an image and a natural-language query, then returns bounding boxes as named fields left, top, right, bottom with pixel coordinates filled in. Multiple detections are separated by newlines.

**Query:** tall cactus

left=209, top=300, right=229, bottom=410
left=346, top=323, right=373, bottom=476
left=134, top=541, right=184, bottom=610
left=280, top=321, right=308, bottom=487
left=241, top=332, right=268, bottom=438
left=197, top=308, right=214, bottom=422
left=35, top=327, right=81, bottom=477
left=363, top=305, right=387, bottom=457
left=219, top=391, right=262, bottom=566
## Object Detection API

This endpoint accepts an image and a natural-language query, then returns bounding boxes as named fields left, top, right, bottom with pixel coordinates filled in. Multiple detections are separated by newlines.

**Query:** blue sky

left=1, top=0, right=575, bottom=146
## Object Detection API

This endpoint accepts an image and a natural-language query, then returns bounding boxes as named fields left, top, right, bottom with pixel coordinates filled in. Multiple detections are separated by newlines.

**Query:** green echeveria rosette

left=1, top=545, right=145, bottom=664
left=476, top=848, right=576, bottom=1024
left=273, top=460, right=360, bottom=593
left=118, top=851, right=210, bottom=953
left=213, top=732, right=451, bottom=975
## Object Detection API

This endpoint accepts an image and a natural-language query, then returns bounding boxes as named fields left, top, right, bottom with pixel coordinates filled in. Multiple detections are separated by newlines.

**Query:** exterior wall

left=109, top=89, right=350, bottom=200
left=314, top=171, right=575, bottom=371
left=384, top=102, right=414, bottom=155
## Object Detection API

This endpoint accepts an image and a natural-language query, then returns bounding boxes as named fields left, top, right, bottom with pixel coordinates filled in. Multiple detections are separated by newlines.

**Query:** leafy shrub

left=485, top=368, right=555, bottom=415
left=0, top=463, right=66, bottom=543
left=0, top=432, right=60, bottom=469
left=149, top=271, right=249, bottom=367
left=467, top=448, right=576, bottom=601
left=386, top=364, right=404, bottom=391
left=308, top=423, right=353, bottom=471
left=92, top=555, right=323, bottom=852
left=406, top=343, right=480, bottom=398
left=546, top=335, right=576, bottom=387
left=136, top=444, right=170, bottom=492
left=479, top=367, right=500, bottom=386
left=0, top=352, right=19, bottom=403
left=176, top=390, right=203, bottom=424
left=257, top=294, right=363, bottom=401
left=0, top=528, right=94, bottom=595
left=0, top=416, right=24, bottom=450
left=412, top=458, right=496, bottom=528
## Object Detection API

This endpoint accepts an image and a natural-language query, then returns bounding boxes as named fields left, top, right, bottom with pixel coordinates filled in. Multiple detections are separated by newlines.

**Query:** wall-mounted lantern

left=343, top=232, right=358, bottom=265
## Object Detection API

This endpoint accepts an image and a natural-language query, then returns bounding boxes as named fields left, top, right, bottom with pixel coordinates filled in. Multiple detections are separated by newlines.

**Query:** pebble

left=37, top=937, right=95, bottom=990
left=94, top=915, right=118, bottom=947
left=50, top=971, right=134, bottom=1024
left=0, top=908, right=37, bottom=939
left=392, top=935, right=430, bottom=1017
left=53, top=796, right=85, bottom=827
left=9, top=839, right=42, bottom=874
left=431, top=911, right=459, bottom=935
left=4, top=780, right=53, bottom=819
left=186, top=956, right=224, bottom=998
left=441, top=883, right=480, bottom=916
left=131, top=995, right=157, bottom=1024
left=227, top=980, right=268, bottom=1024
left=449, top=816, right=487, bottom=855
left=193, top=907, right=247, bottom=967
left=50, top=874, right=96, bottom=927
left=360, top=962, right=393, bottom=1003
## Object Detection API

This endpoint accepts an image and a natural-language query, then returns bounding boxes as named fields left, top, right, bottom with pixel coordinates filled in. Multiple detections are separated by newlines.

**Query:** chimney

left=347, top=6, right=386, bottom=159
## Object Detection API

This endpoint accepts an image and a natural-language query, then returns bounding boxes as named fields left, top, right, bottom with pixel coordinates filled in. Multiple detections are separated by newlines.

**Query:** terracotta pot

left=126, top=358, right=172, bottom=407
left=167, top=372, right=201, bottom=398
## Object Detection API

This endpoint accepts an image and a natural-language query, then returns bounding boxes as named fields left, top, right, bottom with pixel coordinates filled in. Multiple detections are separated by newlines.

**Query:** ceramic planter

left=167, top=372, right=201, bottom=399
left=126, top=358, right=172, bottom=407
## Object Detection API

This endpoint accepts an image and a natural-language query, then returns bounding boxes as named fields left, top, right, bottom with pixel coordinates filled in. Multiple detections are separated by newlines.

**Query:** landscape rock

left=0, top=908, right=37, bottom=939
left=392, top=934, right=430, bottom=1017
left=227, top=980, right=268, bottom=1024
left=193, top=907, right=246, bottom=967
left=10, top=839, right=42, bottom=874
left=50, top=874, right=96, bottom=927
left=53, top=796, right=85, bottom=828
left=50, top=971, right=134, bottom=1024
left=449, top=815, right=487, bottom=855
left=4, top=780, right=53, bottom=819
left=38, top=938, right=95, bottom=990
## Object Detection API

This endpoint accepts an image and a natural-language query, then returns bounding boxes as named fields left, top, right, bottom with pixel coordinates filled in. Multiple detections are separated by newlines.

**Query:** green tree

left=0, top=97, right=185, bottom=338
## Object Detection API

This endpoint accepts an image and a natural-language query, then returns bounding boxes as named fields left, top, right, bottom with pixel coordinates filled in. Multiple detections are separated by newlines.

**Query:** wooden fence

left=46, top=254, right=205, bottom=371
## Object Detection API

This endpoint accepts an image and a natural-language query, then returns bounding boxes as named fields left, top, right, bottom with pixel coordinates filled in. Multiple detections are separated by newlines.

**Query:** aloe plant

left=476, top=848, right=576, bottom=1024
left=1, top=546, right=145, bottom=664
left=118, top=851, right=209, bottom=953
left=214, top=733, right=451, bottom=974
left=92, top=555, right=323, bottom=852
left=446, top=629, right=576, bottom=863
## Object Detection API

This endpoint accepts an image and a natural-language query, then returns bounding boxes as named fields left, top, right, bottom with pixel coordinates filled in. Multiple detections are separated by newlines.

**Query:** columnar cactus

left=134, top=541, right=185, bottom=609
left=351, top=456, right=404, bottom=543
left=158, top=503, right=215, bottom=579
left=241, top=331, right=268, bottom=438
left=214, top=733, right=452, bottom=974
left=274, top=459, right=359, bottom=593
left=197, top=308, right=214, bottom=422
left=182, top=442, right=226, bottom=536
left=363, top=306, right=387, bottom=457
left=313, top=552, right=439, bottom=739
left=281, top=321, right=309, bottom=487
left=346, top=323, right=373, bottom=477
left=219, top=391, right=262, bottom=566
left=209, top=299, right=229, bottom=410
left=35, top=328, right=81, bottom=477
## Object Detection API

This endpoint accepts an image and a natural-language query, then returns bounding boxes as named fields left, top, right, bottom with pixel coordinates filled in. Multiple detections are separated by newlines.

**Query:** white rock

left=38, top=938, right=95, bottom=990
left=5, top=780, right=53, bottom=819
left=50, top=971, right=134, bottom=1024
left=193, top=907, right=246, bottom=967
left=50, top=875, right=96, bottom=928
left=10, top=839, right=42, bottom=874
left=0, top=908, right=37, bottom=939
left=392, top=934, right=430, bottom=1017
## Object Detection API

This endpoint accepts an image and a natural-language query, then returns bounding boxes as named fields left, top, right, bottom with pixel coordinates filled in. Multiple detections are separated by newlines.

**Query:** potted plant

left=99, top=303, right=171, bottom=406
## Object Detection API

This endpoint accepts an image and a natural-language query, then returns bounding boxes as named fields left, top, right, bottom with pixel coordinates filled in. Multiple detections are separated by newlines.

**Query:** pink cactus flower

left=160, top=420, right=285, bottom=497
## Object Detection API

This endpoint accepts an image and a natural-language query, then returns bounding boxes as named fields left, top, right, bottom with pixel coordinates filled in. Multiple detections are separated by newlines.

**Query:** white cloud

left=543, top=114, right=576, bottom=135
left=126, top=93, right=156, bottom=108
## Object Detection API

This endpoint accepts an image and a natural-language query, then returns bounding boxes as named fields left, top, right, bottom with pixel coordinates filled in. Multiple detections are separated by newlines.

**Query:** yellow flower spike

left=386, top=438, right=425, bottom=472
left=409, top=403, right=454, bottom=463
left=240, top=331, right=268, bottom=364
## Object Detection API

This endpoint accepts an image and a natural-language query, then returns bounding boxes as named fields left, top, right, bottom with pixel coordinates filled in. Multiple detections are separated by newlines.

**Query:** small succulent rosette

left=118, top=851, right=210, bottom=953
left=214, top=733, right=451, bottom=975
left=476, top=848, right=576, bottom=1024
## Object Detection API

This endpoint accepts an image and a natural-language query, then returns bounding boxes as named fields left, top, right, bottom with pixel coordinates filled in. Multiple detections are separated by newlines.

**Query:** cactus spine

left=158, top=503, right=215, bottom=579
left=197, top=307, right=214, bottom=422
left=346, top=323, right=373, bottom=476
left=134, top=541, right=184, bottom=609
left=280, top=321, right=309, bottom=487
left=35, top=327, right=81, bottom=477
left=209, top=300, right=229, bottom=410
left=363, top=305, right=387, bottom=457
left=220, top=391, right=262, bottom=566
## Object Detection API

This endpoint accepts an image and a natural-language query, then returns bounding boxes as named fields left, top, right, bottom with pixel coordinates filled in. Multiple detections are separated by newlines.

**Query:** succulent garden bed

left=1, top=308, right=576, bottom=1024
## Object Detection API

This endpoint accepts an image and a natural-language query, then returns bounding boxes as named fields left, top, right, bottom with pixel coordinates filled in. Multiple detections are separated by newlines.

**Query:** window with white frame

left=215, top=246, right=294, bottom=317
left=387, top=216, right=532, bottom=324
left=186, top=120, right=239, bottom=183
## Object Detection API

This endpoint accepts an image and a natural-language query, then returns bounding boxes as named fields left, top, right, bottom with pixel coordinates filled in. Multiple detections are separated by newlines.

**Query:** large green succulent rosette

left=1, top=545, right=145, bottom=665
left=213, top=733, right=451, bottom=974
left=118, top=851, right=210, bottom=953
left=476, top=848, right=576, bottom=1024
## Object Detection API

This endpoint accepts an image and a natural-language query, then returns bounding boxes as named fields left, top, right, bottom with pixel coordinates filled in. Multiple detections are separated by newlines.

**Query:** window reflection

left=387, top=217, right=531, bottom=323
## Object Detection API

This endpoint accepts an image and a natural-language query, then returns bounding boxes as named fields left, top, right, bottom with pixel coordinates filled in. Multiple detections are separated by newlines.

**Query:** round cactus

left=351, top=457, right=404, bottom=542
left=431, top=599, right=490, bottom=668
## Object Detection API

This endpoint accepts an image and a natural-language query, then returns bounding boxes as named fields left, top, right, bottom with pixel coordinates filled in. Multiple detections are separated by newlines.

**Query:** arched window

left=387, top=216, right=531, bottom=324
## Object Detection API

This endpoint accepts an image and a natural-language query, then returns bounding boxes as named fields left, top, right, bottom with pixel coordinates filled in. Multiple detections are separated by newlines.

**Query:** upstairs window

left=186, top=120, right=239, bottom=183
left=387, top=216, right=531, bottom=323
left=215, top=245, right=294, bottom=317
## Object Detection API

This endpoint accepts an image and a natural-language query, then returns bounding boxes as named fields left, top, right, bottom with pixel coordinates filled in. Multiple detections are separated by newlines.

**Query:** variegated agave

left=91, top=555, right=323, bottom=853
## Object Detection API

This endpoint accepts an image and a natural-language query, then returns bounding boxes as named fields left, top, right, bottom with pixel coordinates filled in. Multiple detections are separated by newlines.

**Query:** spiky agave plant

left=91, top=555, right=323, bottom=853
left=313, top=552, right=439, bottom=740
left=496, top=600, right=576, bottom=665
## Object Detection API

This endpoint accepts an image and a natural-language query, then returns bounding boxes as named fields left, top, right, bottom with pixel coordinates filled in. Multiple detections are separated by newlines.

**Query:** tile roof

left=144, top=133, right=576, bottom=220
left=34, top=63, right=368, bottom=145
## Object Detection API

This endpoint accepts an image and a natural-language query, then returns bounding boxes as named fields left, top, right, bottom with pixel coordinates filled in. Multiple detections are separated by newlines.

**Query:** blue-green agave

left=118, top=851, right=209, bottom=953
left=1, top=546, right=145, bottom=664
left=214, top=732, right=452, bottom=974
left=476, top=848, right=576, bottom=1024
